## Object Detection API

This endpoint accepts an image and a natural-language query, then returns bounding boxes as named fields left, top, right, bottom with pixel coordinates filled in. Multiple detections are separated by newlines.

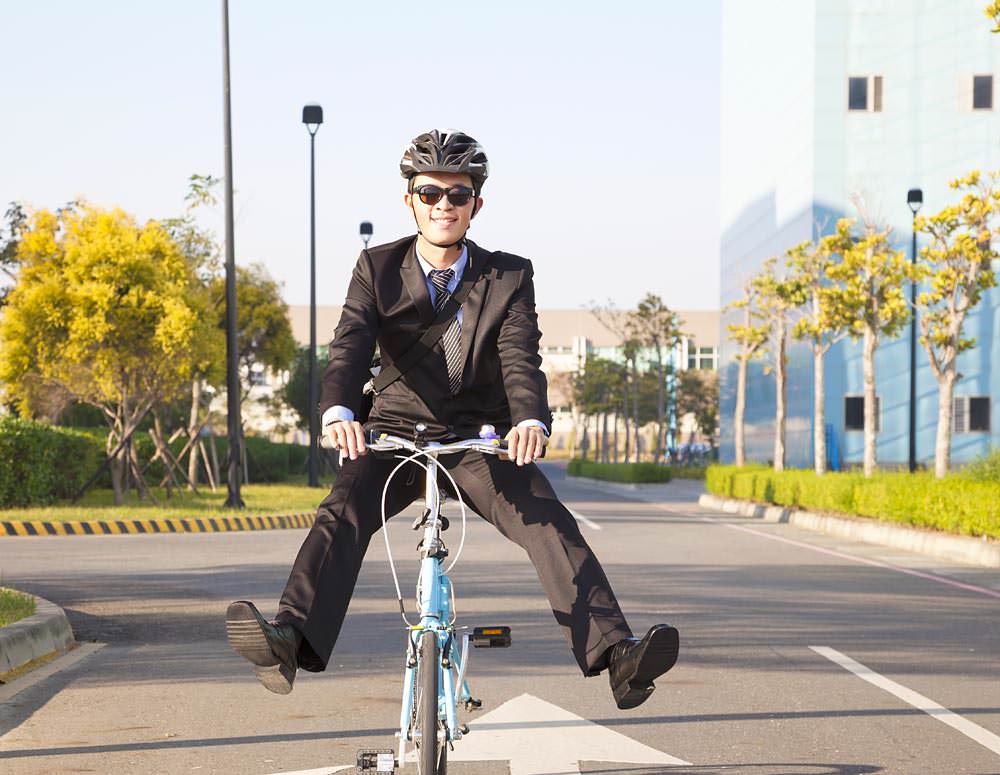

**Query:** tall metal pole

left=222, top=0, right=244, bottom=507
left=908, top=217, right=917, bottom=472
left=307, top=130, right=319, bottom=487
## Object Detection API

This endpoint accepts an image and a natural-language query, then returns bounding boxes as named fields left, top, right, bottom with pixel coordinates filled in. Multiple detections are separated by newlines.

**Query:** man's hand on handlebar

left=323, top=420, right=368, bottom=460
left=504, top=425, right=548, bottom=466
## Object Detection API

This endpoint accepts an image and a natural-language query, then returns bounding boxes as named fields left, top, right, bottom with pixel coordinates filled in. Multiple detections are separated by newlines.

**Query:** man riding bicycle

left=227, top=129, right=678, bottom=710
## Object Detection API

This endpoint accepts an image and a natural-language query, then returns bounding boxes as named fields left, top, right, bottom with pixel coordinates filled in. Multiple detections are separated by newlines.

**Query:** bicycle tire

left=417, top=630, right=439, bottom=774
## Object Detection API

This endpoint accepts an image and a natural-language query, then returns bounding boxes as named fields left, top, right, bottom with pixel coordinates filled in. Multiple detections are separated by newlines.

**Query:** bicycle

left=323, top=424, right=514, bottom=774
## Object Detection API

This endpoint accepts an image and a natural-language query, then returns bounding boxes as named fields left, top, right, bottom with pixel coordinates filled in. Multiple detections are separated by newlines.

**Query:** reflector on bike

left=471, top=626, right=512, bottom=648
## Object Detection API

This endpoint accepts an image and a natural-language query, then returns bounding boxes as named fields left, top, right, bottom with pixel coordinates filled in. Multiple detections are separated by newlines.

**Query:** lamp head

left=907, top=188, right=923, bottom=214
left=360, top=220, right=373, bottom=247
left=302, top=103, right=323, bottom=134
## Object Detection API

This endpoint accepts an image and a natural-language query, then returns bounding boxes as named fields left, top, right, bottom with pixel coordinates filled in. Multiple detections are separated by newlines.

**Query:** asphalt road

left=1, top=463, right=999, bottom=775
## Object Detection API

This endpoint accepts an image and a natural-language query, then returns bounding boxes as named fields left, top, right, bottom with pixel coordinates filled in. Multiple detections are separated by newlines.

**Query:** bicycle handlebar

left=319, top=431, right=508, bottom=455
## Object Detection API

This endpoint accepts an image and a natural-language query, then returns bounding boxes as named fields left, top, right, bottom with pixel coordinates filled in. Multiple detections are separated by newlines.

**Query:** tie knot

left=429, top=268, right=454, bottom=294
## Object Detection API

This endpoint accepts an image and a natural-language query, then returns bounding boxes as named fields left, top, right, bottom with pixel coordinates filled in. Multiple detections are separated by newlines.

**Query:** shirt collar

left=414, top=241, right=469, bottom=281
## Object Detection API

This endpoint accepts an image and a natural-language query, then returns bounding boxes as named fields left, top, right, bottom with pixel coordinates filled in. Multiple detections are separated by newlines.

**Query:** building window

left=698, top=346, right=718, bottom=370
left=848, top=77, right=868, bottom=110
left=872, top=75, right=883, bottom=112
left=973, top=75, right=993, bottom=110
left=844, top=395, right=881, bottom=431
left=953, top=395, right=991, bottom=432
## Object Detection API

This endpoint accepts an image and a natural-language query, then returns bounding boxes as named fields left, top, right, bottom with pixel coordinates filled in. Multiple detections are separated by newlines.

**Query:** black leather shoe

left=607, top=624, right=679, bottom=710
left=226, top=600, right=301, bottom=695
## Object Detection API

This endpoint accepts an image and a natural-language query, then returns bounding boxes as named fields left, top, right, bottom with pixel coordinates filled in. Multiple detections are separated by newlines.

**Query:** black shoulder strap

left=369, top=273, right=477, bottom=394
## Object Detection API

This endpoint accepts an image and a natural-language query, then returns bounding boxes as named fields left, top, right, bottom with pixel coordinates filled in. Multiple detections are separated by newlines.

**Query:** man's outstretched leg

left=226, top=453, right=422, bottom=693
left=446, top=452, right=679, bottom=709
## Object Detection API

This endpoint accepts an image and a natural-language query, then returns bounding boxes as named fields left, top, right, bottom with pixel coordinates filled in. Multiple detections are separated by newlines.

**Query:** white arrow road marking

left=420, top=692, right=690, bottom=774
left=568, top=508, right=602, bottom=531
left=812, top=646, right=1000, bottom=757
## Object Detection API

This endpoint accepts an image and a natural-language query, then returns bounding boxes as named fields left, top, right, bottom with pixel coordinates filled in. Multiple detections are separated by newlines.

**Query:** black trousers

left=276, top=451, right=633, bottom=676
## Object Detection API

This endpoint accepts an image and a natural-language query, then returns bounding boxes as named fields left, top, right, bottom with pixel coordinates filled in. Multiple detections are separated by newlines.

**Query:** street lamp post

left=303, top=104, right=323, bottom=487
left=907, top=187, right=923, bottom=473
left=222, top=0, right=244, bottom=508
left=360, top=220, right=373, bottom=249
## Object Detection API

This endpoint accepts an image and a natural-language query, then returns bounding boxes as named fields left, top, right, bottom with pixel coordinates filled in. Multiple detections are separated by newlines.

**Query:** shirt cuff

left=517, top=418, right=549, bottom=437
left=322, top=405, right=355, bottom=427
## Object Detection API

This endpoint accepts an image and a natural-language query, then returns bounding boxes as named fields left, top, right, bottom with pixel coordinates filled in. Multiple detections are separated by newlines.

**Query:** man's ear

left=471, top=197, right=484, bottom=218
left=404, top=192, right=413, bottom=208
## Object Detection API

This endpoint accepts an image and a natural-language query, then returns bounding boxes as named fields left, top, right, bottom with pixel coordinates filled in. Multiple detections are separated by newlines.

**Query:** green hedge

left=0, top=418, right=102, bottom=507
left=705, top=464, right=1000, bottom=541
left=0, top=418, right=312, bottom=507
left=567, top=459, right=673, bottom=484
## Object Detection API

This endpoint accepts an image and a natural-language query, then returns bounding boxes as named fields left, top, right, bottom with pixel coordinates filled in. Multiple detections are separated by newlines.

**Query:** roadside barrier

left=0, top=513, right=315, bottom=537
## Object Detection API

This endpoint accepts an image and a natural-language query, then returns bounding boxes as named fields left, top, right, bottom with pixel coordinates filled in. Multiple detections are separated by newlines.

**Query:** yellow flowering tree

left=915, top=170, right=1000, bottom=478
left=823, top=216, right=914, bottom=477
left=754, top=256, right=807, bottom=472
left=0, top=205, right=218, bottom=503
left=986, top=1, right=1000, bottom=32
left=725, top=278, right=770, bottom=467
left=789, top=232, right=850, bottom=475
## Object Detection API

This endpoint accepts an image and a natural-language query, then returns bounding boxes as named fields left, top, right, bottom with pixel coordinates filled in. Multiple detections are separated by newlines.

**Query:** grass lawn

left=0, top=474, right=336, bottom=523
left=0, top=588, right=36, bottom=627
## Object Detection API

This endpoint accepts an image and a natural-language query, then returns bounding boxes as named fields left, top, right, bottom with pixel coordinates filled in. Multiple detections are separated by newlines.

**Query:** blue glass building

left=720, top=0, right=1000, bottom=468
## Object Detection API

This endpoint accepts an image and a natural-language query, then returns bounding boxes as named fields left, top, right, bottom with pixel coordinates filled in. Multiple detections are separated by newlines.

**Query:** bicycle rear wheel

left=417, top=630, right=440, bottom=774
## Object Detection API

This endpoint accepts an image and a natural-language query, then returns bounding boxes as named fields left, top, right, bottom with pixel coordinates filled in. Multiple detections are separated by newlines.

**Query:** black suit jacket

left=320, top=235, right=551, bottom=440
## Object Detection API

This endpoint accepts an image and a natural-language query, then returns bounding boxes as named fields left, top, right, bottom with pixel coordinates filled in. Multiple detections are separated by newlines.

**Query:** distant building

left=720, top=0, right=1000, bottom=468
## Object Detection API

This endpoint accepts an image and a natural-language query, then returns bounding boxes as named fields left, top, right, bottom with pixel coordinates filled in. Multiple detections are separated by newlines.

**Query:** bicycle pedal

left=356, top=748, right=396, bottom=772
left=471, top=626, right=511, bottom=648
left=464, top=698, right=482, bottom=711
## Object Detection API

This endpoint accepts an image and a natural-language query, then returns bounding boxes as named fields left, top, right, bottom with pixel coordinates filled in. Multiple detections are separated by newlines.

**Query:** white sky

left=1, top=1, right=721, bottom=311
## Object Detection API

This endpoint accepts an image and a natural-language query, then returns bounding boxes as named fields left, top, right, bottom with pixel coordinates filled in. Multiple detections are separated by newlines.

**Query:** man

left=226, top=129, right=678, bottom=710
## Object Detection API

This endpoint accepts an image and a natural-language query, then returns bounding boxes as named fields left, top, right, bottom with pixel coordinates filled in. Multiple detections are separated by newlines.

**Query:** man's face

left=404, top=171, right=483, bottom=246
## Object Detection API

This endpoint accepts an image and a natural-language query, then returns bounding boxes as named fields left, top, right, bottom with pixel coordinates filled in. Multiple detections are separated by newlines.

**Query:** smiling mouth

left=432, top=218, right=457, bottom=227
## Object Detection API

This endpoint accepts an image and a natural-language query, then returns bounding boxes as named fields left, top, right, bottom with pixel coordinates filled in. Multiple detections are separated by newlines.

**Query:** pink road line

left=659, top=503, right=1000, bottom=600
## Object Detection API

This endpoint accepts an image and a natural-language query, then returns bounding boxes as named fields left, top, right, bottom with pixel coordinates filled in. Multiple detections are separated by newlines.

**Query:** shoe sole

left=614, top=625, right=679, bottom=710
left=226, top=601, right=279, bottom=666
left=226, top=601, right=295, bottom=695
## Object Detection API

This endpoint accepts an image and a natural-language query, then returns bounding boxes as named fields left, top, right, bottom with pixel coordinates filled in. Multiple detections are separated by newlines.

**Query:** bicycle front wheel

left=417, top=630, right=440, bottom=774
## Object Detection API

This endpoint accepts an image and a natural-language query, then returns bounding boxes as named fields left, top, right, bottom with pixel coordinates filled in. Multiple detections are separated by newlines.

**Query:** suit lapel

left=401, top=239, right=435, bottom=325
left=459, top=240, right=492, bottom=374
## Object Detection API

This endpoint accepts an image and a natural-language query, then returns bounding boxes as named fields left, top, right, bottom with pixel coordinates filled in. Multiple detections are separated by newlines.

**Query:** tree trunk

left=108, top=428, right=124, bottom=506
left=612, top=412, right=619, bottom=463
left=814, top=347, right=826, bottom=476
left=631, top=363, right=640, bottom=462
left=735, top=357, right=747, bottom=467
left=862, top=327, right=878, bottom=477
left=934, top=372, right=957, bottom=479
left=773, top=322, right=786, bottom=473
left=655, top=364, right=665, bottom=464
left=600, top=412, right=609, bottom=463
left=187, top=380, right=202, bottom=488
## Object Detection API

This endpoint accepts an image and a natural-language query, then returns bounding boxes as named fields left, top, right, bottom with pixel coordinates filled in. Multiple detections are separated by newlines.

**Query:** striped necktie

left=429, top=268, right=464, bottom=394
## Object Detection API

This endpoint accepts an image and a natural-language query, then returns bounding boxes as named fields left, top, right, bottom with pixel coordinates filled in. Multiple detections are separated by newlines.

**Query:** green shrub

left=566, top=459, right=672, bottom=484
left=962, top=445, right=1000, bottom=482
left=0, top=418, right=103, bottom=507
left=704, top=464, right=1000, bottom=540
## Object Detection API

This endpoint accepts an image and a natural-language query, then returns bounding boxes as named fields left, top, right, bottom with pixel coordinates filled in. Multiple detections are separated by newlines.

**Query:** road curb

left=0, top=512, right=315, bottom=538
left=0, top=589, right=75, bottom=676
left=698, top=493, right=1000, bottom=569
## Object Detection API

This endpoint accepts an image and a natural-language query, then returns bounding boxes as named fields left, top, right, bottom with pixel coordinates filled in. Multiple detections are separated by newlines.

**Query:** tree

left=283, top=346, right=324, bottom=430
left=0, top=205, right=218, bottom=503
left=628, top=294, right=682, bottom=464
left=210, top=262, right=297, bottom=403
left=572, top=356, right=625, bottom=461
left=915, top=170, right=1000, bottom=478
left=789, top=231, right=849, bottom=475
left=676, top=368, right=719, bottom=446
left=986, top=1, right=1000, bottom=32
left=823, top=213, right=913, bottom=477
left=753, top=257, right=806, bottom=472
left=0, top=202, right=27, bottom=308
left=725, top=279, right=770, bottom=467
left=590, top=302, right=643, bottom=462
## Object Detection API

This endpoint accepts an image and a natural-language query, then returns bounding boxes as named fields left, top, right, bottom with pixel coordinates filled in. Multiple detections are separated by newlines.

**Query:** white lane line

left=568, top=508, right=602, bottom=531
left=691, top=510, right=1000, bottom=601
left=811, top=646, right=1000, bottom=757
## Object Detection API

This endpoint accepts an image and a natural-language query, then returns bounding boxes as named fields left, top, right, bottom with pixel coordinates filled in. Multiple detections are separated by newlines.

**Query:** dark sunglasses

left=413, top=184, right=476, bottom=207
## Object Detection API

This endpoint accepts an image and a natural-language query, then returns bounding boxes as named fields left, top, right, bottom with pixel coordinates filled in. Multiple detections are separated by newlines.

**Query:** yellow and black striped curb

left=1, top=513, right=315, bottom=537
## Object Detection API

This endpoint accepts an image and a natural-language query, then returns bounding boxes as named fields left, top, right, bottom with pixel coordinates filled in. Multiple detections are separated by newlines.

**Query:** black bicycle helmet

left=400, top=129, right=490, bottom=194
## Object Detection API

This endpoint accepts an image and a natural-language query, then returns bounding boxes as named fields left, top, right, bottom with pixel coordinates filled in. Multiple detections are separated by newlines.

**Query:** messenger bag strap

left=368, top=271, right=477, bottom=395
